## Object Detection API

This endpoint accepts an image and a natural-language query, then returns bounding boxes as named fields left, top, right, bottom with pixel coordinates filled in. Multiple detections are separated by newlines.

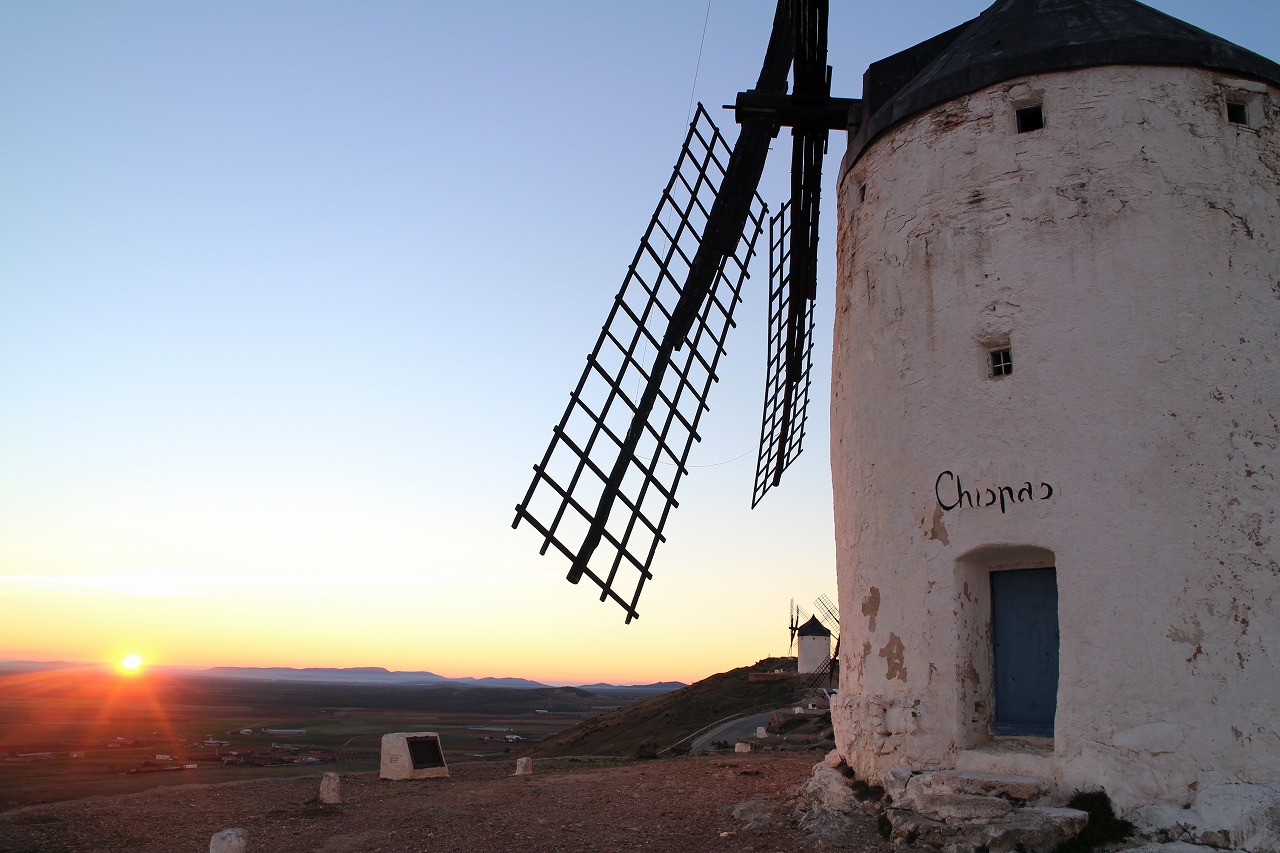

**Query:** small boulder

left=801, top=764, right=857, bottom=813
left=210, top=828, right=247, bottom=853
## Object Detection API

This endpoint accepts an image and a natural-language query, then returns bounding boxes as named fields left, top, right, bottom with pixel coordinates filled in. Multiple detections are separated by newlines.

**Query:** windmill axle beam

left=732, top=90, right=860, bottom=132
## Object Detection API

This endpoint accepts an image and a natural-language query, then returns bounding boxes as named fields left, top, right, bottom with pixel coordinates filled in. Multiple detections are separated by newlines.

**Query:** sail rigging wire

left=687, top=0, right=715, bottom=125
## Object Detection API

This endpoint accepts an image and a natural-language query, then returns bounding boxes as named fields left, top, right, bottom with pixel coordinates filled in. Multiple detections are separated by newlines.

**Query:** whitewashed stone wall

left=830, top=64, right=1280, bottom=811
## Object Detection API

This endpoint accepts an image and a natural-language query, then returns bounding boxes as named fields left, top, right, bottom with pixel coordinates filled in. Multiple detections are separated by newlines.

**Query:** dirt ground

left=0, top=752, right=894, bottom=852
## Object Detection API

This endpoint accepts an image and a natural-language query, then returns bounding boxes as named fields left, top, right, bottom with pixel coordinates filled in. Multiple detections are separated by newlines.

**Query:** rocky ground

left=0, top=752, right=895, bottom=852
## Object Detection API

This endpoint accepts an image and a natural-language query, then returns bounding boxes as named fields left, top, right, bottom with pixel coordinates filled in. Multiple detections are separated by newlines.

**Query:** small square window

left=1015, top=105, right=1044, bottom=133
left=990, top=348, right=1013, bottom=377
left=1227, top=101, right=1249, bottom=125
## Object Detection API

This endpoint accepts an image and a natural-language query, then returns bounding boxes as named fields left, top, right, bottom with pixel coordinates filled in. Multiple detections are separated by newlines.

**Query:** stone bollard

left=319, top=771, right=341, bottom=804
left=514, top=757, right=534, bottom=775
left=210, top=828, right=247, bottom=853
left=756, top=726, right=768, bottom=738
left=735, top=742, right=751, bottom=753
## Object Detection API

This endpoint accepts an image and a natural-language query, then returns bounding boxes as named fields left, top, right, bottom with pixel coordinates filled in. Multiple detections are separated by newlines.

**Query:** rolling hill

left=521, top=657, right=807, bottom=758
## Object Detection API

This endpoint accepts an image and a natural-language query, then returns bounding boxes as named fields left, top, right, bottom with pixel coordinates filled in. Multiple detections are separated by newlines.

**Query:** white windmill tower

left=830, top=0, right=1280, bottom=823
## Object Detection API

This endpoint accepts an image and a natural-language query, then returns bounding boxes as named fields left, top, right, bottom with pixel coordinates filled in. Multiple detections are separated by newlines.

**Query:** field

left=0, top=669, right=640, bottom=809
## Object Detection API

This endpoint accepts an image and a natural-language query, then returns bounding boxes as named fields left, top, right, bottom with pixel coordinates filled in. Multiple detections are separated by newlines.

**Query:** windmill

left=815, top=592, right=841, bottom=667
left=512, top=0, right=856, bottom=622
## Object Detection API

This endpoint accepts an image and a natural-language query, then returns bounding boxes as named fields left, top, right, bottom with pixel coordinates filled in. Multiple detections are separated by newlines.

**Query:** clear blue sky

left=3, top=1, right=1277, bottom=684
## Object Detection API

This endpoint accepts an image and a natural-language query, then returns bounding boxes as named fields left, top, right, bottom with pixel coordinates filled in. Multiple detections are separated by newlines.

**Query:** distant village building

left=830, top=0, right=1280, bottom=817
left=796, top=615, right=832, bottom=674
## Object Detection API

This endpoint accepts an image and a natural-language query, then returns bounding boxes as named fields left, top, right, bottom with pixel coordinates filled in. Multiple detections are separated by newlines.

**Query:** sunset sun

left=118, top=653, right=144, bottom=675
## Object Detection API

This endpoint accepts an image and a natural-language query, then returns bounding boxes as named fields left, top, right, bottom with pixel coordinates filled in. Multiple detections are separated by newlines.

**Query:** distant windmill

left=512, top=0, right=855, bottom=622
left=800, top=593, right=839, bottom=685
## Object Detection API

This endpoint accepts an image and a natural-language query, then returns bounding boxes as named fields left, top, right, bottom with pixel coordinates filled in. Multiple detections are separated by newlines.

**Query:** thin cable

left=686, top=0, right=714, bottom=124
left=639, top=447, right=754, bottom=468
left=637, top=0, right=714, bottom=405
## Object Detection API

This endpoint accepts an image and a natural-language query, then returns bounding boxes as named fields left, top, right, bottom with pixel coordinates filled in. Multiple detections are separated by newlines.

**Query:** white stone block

left=1191, top=782, right=1280, bottom=852
left=379, top=732, right=449, bottom=780
left=1112, top=722, right=1184, bottom=755
left=735, top=742, right=751, bottom=753
left=318, top=772, right=340, bottom=804
left=881, top=765, right=914, bottom=804
left=916, top=768, right=1046, bottom=802
left=912, top=792, right=1013, bottom=822
left=514, top=757, right=533, bottom=775
left=755, top=726, right=768, bottom=738
left=210, top=828, right=247, bottom=853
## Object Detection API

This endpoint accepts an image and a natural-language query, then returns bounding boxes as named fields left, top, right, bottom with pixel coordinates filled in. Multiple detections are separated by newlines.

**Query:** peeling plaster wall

left=830, top=65, right=1280, bottom=811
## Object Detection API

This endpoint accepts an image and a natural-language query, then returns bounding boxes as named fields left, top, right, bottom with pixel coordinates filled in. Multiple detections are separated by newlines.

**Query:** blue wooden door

left=990, top=567, right=1059, bottom=737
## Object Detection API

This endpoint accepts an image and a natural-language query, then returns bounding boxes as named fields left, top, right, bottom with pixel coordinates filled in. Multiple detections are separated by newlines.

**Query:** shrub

left=1055, top=790, right=1135, bottom=853
left=634, top=740, right=661, bottom=760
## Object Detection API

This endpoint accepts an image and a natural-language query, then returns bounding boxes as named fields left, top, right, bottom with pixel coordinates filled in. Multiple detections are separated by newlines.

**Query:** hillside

left=523, top=657, right=805, bottom=758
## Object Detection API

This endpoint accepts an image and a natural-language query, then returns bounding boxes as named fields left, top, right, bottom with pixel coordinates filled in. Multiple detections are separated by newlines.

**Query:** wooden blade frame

left=752, top=0, right=831, bottom=505
left=752, top=201, right=816, bottom=508
left=512, top=104, right=767, bottom=623
left=514, top=1, right=796, bottom=623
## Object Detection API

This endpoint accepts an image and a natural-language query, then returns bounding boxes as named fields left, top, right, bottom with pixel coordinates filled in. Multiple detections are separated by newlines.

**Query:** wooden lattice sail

left=514, top=0, right=858, bottom=620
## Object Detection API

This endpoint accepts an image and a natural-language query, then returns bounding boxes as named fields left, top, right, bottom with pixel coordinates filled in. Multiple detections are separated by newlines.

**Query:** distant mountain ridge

left=0, top=661, right=686, bottom=693
left=578, top=681, right=686, bottom=691
left=0, top=660, right=93, bottom=673
left=195, top=666, right=550, bottom=690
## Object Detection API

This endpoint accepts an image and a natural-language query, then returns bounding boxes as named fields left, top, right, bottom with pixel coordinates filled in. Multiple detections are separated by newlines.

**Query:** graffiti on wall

left=935, top=470, right=1054, bottom=514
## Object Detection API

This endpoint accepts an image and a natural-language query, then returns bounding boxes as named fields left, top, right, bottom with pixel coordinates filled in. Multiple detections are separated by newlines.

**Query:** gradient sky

left=3, top=1, right=1278, bottom=685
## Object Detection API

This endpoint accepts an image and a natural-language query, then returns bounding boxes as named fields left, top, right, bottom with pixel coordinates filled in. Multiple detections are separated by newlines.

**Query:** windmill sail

left=752, top=0, right=831, bottom=505
left=814, top=593, right=839, bottom=632
left=752, top=201, right=817, bottom=507
left=515, top=0, right=856, bottom=622
left=512, top=104, right=768, bottom=623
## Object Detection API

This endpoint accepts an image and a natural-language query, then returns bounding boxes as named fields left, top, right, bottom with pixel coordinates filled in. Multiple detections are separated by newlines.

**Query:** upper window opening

left=991, top=348, right=1013, bottom=378
left=1222, top=89, right=1264, bottom=129
left=1016, top=105, right=1044, bottom=133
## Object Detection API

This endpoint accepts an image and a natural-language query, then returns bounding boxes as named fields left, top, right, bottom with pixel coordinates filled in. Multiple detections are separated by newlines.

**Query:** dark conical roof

left=797, top=615, right=831, bottom=637
left=850, top=0, right=1280, bottom=158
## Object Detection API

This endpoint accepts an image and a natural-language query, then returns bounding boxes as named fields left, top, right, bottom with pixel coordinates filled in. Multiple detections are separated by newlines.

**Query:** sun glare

left=118, top=653, right=144, bottom=675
